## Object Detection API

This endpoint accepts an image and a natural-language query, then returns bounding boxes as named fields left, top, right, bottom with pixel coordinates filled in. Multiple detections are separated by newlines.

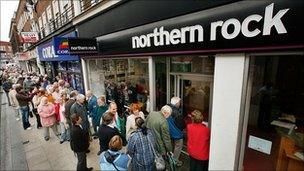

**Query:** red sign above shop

left=21, top=32, right=39, bottom=43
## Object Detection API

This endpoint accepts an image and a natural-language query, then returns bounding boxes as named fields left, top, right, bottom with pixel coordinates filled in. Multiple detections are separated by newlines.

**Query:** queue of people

left=1, top=67, right=211, bottom=171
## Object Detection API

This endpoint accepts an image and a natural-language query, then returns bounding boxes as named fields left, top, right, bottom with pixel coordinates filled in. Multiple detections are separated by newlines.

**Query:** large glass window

left=242, top=55, right=304, bottom=171
left=87, top=58, right=149, bottom=113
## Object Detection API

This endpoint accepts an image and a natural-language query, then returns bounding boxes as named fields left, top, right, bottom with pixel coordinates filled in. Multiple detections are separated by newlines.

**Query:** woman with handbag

left=127, top=117, right=159, bottom=171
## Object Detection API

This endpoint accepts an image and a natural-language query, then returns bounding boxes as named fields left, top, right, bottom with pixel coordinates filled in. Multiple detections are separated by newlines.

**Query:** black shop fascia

left=90, top=0, right=303, bottom=57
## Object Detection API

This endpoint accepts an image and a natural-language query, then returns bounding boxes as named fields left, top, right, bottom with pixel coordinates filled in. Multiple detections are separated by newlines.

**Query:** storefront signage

left=68, top=38, right=98, bottom=54
left=96, top=0, right=303, bottom=55
left=54, top=38, right=97, bottom=55
left=37, top=31, right=79, bottom=61
left=132, top=3, right=288, bottom=49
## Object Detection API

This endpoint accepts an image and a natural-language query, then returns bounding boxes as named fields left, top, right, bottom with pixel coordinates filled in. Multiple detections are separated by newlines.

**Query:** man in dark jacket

left=15, top=85, right=33, bottom=130
left=64, top=90, right=78, bottom=141
left=70, top=114, right=93, bottom=171
left=70, top=94, right=90, bottom=132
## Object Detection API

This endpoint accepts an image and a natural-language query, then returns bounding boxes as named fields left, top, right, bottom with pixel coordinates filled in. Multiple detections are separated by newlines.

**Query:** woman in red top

left=187, top=110, right=210, bottom=171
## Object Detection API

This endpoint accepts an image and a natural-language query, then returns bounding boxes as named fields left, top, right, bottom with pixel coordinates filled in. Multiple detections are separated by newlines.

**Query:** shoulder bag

left=147, top=135, right=166, bottom=171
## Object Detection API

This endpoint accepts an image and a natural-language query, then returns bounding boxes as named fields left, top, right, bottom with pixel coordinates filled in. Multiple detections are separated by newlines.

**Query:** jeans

left=76, top=152, right=87, bottom=171
left=173, top=138, right=183, bottom=161
left=59, top=122, right=70, bottom=141
left=20, top=106, right=31, bottom=129
left=44, top=124, right=59, bottom=139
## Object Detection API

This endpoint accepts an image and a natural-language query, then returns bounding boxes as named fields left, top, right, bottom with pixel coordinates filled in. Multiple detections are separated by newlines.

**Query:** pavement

left=0, top=92, right=100, bottom=171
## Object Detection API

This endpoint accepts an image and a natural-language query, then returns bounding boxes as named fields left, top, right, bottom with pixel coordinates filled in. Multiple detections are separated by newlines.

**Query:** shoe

left=97, top=151, right=102, bottom=156
left=37, top=126, right=42, bottom=129
left=86, top=167, right=93, bottom=171
left=86, top=149, right=90, bottom=153
left=60, top=140, right=64, bottom=144
left=176, top=161, right=183, bottom=167
left=26, top=127, right=32, bottom=130
left=44, top=137, right=50, bottom=141
left=16, top=118, right=20, bottom=121
left=93, top=135, right=98, bottom=139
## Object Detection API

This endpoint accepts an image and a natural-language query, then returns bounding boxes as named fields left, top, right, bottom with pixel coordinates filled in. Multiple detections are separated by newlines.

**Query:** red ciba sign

left=21, top=32, right=39, bottom=43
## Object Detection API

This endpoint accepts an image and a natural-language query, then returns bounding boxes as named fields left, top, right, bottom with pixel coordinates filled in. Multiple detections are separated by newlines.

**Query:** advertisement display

left=21, top=32, right=39, bottom=43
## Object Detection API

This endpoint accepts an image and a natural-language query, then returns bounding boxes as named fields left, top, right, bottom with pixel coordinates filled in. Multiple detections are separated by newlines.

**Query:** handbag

left=147, top=135, right=166, bottom=171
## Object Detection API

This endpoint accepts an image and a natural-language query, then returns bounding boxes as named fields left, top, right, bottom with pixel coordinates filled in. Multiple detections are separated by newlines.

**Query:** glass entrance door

left=171, top=74, right=213, bottom=124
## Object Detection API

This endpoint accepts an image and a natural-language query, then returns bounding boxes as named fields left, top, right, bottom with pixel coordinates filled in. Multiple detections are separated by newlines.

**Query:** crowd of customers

left=1, top=67, right=211, bottom=171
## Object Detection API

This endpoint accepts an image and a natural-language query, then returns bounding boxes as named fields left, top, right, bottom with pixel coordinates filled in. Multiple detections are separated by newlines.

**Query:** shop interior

left=242, top=54, right=304, bottom=170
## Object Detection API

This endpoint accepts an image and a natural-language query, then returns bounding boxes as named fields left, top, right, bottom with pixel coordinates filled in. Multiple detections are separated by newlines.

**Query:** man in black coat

left=64, top=90, right=78, bottom=141
left=70, top=114, right=93, bottom=171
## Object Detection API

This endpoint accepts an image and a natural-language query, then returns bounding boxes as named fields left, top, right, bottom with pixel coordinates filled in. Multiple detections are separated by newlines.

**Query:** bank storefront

left=77, top=0, right=304, bottom=170
left=37, top=31, right=84, bottom=93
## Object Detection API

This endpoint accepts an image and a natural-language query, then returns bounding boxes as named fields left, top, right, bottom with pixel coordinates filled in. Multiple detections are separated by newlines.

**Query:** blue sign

left=37, top=31, right=79, bottom=61
left=53, top=37, right=70, bottom=55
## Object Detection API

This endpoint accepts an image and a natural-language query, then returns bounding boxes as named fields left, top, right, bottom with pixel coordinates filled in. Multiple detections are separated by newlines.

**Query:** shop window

left=242, top=55, right=304, bottom=171
left=87, top=58, right=149, bottom=114
left=170, top=55, right=214, bottom=74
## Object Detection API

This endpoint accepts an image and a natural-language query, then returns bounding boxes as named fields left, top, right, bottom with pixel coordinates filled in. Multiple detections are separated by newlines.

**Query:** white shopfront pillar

left=148, top=57, right=156, bottom=111
left=81, top=58, right=89, bottom=93
left=209, top=54, right=247, bottom=170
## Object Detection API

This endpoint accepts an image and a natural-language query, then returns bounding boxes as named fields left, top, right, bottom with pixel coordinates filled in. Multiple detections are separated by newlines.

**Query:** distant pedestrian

left=2, top=78, right=12, bottom=106
left=187, top=110, right=210, bottom=171
left=8, top=84, right=20, bottom=120
left=70, top=113, right=93, bottom=171
left=99, top=135, right=130, bottom=171
left=38, top=97, right=59, bottom=141
left=15, top=85, right=33, bottom=130
left=127, top=117, right=156, bottom=171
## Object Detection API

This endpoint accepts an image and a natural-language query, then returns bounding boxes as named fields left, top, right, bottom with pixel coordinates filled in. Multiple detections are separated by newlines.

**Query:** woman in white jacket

left=126, top=103, right=145, bottom=140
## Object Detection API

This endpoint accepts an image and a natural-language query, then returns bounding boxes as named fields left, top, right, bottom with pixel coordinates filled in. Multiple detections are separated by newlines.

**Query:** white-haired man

left=70, top=94, right=90, bottom=133
left=146, top=105, right=173, bottom=162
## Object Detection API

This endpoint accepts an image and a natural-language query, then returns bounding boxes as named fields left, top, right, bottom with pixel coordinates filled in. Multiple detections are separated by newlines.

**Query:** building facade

left=75, top=0, right=304, bottom=170
left=8, top=0, right=304, bottom=170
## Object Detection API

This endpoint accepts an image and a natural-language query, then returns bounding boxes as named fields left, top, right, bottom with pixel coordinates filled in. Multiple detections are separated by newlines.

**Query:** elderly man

left=146, top=105, right=173, bottom=162
left=70, top=94, right=90, bottom=132
left=100, top=102, right=121, bottom=132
